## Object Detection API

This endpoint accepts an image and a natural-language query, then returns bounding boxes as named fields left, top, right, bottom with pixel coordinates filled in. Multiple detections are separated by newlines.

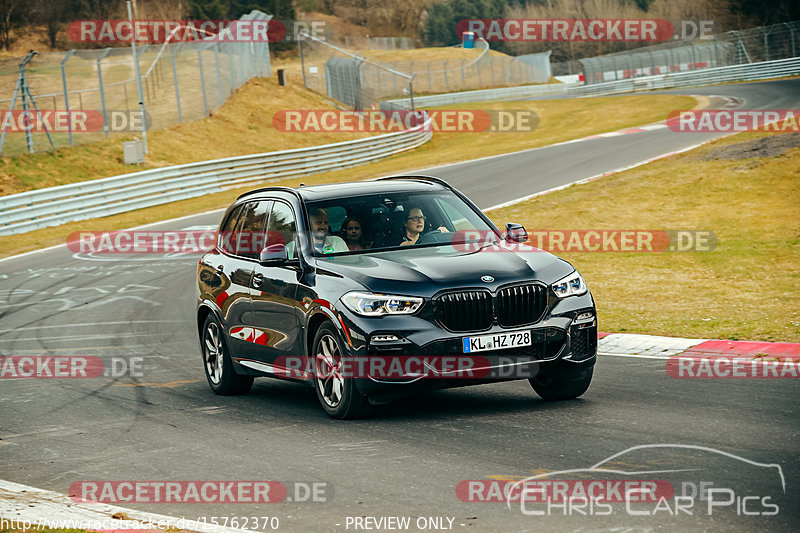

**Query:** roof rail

left=236, top=185, right=303, bottom=201
left=374, top=175, right=454, bottom=190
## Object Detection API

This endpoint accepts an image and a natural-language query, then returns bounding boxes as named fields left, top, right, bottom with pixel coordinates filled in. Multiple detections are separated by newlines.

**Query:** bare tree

left=0, top=0, right=21, bottom=50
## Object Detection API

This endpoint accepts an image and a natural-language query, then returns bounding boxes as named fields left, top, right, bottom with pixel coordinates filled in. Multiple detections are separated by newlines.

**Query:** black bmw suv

left=196, top=176, right=597, bottom=418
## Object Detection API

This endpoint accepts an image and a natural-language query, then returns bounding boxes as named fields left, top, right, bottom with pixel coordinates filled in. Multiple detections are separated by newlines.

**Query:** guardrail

left=382, top=83, right=569, bottom=110
left=383, top=57, right=800, bottom=108
left=569, top=56, right=800, bottom=97
left=0, top=119, right=433, bottom=236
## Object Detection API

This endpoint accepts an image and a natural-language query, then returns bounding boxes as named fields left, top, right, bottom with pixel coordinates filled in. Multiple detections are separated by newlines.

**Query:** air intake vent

left=435, top=291, right=493, bottom=332
left=496, top=284, right=547, bottom=327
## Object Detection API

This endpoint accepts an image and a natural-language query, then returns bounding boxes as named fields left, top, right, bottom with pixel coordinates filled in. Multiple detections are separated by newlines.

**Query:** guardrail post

left=96, top=48, right=112, bottom=137
left=60, top=50, right=76, bottom=146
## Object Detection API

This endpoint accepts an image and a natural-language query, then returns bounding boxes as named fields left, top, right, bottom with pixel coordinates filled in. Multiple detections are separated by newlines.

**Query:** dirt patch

left=698, top=132, right=800, bottom=160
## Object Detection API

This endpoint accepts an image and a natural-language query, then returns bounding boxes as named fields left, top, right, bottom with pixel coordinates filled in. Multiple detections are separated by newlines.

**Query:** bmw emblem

left=481, top=275, right=494, bottom=283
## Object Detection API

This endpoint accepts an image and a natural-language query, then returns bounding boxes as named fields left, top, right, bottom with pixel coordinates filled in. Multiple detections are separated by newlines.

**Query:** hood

left=314, top=244, right=575, bottom=297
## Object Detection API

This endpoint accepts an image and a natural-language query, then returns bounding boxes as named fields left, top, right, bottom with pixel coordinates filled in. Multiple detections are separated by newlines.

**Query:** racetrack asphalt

left=1, top=79, right=798, bottom=533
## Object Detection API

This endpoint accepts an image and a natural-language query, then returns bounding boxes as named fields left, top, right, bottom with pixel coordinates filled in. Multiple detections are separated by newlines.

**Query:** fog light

left=372, top=334, right=399, bottom=342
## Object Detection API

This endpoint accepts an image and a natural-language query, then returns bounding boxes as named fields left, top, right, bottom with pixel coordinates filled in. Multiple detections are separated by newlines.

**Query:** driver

left=398, top=207, right=448, bottom=246
left=286, top=208, right=348, bottom=258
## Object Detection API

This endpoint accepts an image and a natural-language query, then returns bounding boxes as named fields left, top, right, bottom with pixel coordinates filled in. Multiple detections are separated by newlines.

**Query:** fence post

left=763, top=27, right=769, bottom=61
left=96, top=48, right=112, bottom=137
left=427, top=61, right=432, bottom=91
left=238, top=50, right=247, bottom=86
left=298, top=35, right=307, bottom=88
left=214, top=44, right=224, bottom=106
left=443, top=59, right=449, bottom=91
left=461, top=59, right=466, bottom=85
left=60, top=50, right=75, bottom=146
left=198, top=48, right=209, bottom=116
left=228, top=48, right=237, bottom=92
left=170, top=44, right=183, bottom=122
left=788, top=23, right=797, bottom=58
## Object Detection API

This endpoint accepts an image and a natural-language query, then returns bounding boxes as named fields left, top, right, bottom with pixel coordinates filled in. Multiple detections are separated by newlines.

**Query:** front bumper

left=334, top=291, right=597, bottom=398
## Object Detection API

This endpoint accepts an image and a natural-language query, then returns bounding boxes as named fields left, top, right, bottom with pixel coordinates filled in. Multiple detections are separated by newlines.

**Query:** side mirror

left=259, top=243, right=289, bottom=265
left=505, top=223, right=528, bottom=243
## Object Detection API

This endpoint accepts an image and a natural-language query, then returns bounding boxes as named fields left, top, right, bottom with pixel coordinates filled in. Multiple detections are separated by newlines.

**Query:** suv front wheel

left=529, top=366, right=593, bottom=401
left=312, top=322, right=370, bottom=419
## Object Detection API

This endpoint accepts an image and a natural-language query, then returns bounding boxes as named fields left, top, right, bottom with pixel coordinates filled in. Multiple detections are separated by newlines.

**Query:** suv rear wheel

left=201, top=314, right=254, bottom=395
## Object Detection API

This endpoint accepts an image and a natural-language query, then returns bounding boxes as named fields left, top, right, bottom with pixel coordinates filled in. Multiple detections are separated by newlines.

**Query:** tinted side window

left=218, top=204, right=244, bottom=254
left=236, top=201, right=270, bottom=259
left=266, top=201, right=297, bottom=247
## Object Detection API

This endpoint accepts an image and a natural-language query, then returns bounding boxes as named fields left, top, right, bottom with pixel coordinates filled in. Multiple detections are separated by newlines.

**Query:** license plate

left=462, top=330, right=532, bottom=353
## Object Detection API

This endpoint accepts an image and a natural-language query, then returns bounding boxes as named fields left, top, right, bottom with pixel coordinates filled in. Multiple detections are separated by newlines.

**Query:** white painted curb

left=0, top=479, right=251, bottom=533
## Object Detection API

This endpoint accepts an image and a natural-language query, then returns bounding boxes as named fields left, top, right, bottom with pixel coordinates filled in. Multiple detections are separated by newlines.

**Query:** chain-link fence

left=298, top=35, right=549, bottom=110
left=297, top=33, right=413, bottom=110
left=0, top=10, right=271, bottom=156
left=579, top=21, right=800, bottom=84
left=338, top=36, right=414, bottom=50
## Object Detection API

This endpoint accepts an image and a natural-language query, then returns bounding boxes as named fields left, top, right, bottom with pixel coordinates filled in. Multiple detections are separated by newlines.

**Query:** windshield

left=303, top=190, right=499, bottom=256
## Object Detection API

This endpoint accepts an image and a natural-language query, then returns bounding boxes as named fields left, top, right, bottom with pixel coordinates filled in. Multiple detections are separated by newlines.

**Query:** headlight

left=551, top=271, right=587, bottom=298
left=341, top=291, right=423, bottom=316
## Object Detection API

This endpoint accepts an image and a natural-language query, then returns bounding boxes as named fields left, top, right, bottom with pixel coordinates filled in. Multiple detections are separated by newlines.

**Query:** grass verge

left=0, top=77, right=370, bottom=195
left=488, top=130, right=800, bottom=342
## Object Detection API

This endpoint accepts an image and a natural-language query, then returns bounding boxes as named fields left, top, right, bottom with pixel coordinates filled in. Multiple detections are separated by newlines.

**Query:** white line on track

left=0, top=320, right=186, bottom=335
left=0, top=332, right=168, bottom=342
left=599, top=352, right=671, bottom=360
left=483, top=135, right=734, bottom=212
left=0, top=209, right=226, bottom=264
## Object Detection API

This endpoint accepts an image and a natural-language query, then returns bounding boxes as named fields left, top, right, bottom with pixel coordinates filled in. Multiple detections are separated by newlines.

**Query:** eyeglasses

left=407, top=216, right=426, bottom=222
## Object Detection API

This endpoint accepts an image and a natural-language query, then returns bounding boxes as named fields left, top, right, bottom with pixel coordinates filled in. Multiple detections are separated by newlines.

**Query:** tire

left=201, top=314, right=254, bottom=395
left=529, top=366, right=593, bottom=401
left=312, top=322, right=370, bottom=419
